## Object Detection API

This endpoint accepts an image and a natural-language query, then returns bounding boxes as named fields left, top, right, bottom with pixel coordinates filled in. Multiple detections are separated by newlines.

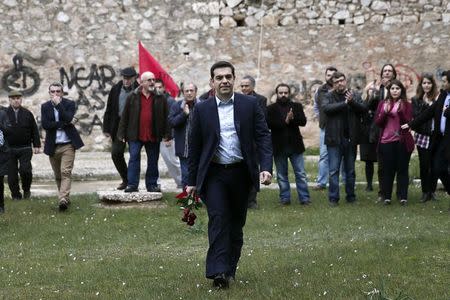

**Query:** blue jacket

left=168, top=99, right=198, bottom=157
left=187, top=93, right=273, bottom=193
left=41, top=98, right=84, bottom=156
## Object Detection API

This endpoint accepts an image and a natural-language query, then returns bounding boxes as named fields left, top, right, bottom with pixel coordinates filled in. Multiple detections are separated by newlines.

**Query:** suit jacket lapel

left=233, top=94, right=241, bottom=137
left=206, top=98, right=220, bottom=140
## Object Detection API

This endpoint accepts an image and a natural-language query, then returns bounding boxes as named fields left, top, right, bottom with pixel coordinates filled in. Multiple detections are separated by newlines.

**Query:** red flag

left=139, top=41, right=179, bottom=98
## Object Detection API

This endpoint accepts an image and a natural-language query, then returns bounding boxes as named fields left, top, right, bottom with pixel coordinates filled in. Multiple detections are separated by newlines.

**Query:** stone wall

left=1, top=0, right=449, bottom=149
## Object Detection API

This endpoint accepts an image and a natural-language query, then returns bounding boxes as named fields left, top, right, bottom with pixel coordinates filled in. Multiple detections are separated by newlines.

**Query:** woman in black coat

left=0, top=107, right=11, bottom=213
left=411, top=73, right=439, bottom=202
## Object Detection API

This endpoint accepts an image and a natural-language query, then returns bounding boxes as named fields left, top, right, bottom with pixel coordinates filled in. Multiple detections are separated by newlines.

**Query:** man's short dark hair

left=275, top=83, right=291, bottom=94
left=210, top=61, right=235, bottom=79
left=48, top=82, right=63, bottom=91
left=325, top=66, right=337, bottom=74
left=331, top=71, right=346, bottom=81
left=242, top=75, right=256, bottom=87
left=441, top=70, right=450, bottom=80
left=155, top=78, right=164, bottom=86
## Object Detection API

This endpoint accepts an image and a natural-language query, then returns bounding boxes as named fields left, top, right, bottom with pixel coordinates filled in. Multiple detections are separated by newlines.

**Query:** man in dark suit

left=405, top=70, right=450, bottom=195
left=103, top=67, right=138, bottom=190
left=240, top=75, right=268, bottom=209
left=186, top=61, right=273, bottom=289
left=41, top=83, right=84, bottom=211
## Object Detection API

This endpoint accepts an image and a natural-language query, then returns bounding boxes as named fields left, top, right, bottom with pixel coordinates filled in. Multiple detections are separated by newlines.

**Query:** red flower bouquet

left=175, top=190, right=203, bottom=226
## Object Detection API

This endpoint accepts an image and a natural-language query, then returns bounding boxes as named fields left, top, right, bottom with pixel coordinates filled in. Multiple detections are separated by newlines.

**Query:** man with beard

left=267, top=83, right=310, bottom=205
left=186, top=61, right=272, bottom=289
left=117, top=71, right=171, bottom=193
left=313, top=66, right=337, bottom=190
left=103, top=67, right=138, bottom=190
left=323, top=72, right=367, bottom=206
left=240, top=75, right=268, bottom=209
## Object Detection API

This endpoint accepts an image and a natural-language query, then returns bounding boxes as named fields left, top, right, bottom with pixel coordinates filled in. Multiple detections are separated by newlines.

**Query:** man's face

left=325, top=70, right=336, bottom=85
left=333, top=76, right=347, bottom=93
left=276, top=86, right=290, bottom=100
left=442, top=75, right=450, bottom=92
left=382, top=65, right=395, bottom=80
left=155, top=82, right=165, bottom=95
left=140, top=74, right=155, bottom=92
left=49, top=86, right=63, bottom=98
left=240, top=79, right=253, bottom=95
left=122, top=76, right=135, bottom=88
left=9, top=96, right=22, bottom=109
left=183, top=84, right=197, bottom=102
left=211, top=67, right=234, bottom=99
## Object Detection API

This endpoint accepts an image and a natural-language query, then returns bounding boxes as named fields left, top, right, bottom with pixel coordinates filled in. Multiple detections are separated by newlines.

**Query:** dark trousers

left=379, top=141, right=411, bottom=200
left=432, top=139, right=450, bottom=194
left=203, top=162, right=251, bottom=279
left=417, top=146, right=437, bottom=194
left=111, top=139, right=127, bottom=182
left=377, top=152, right=385, bottom=198
left=127, top=141, right=160, bottom=189
left=179, top=157, right=189, bottom=188
left=247, top=186, right=257, bottom=207
left=8, top=146, right=33, bottom=197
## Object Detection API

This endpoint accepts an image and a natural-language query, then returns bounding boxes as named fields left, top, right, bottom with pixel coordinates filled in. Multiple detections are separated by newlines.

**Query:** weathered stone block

left=421, top=12, right=441, bottom=21
left=97, top=191, right=163, bottom=203
left=226, top=0, right=243, bottom=8
left=384, top=15, right=402, bottom=24
left=333, top=10, right=350, bottom=19
left=371, top=0, right=389, bottom=11
left=220, top=16, right=237, bottom=27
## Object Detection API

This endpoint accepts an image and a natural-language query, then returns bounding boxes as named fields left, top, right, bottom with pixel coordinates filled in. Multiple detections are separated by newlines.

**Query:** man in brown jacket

left=117, top=71, right=171, bottom=192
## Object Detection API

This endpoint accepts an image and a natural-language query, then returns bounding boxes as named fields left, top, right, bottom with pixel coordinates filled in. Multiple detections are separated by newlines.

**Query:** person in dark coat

left=5, top=90, right=41, bottom=200
left=41, top=83, right=84, bottom=211
left=103, top=67, right=138, bottom=190
left=240, top=75, right=268, bottom=209
left=361, top=63, right=397, bottom=197
left=186, top=61, right=272, bottom=289
left=411, top=73, right=439, bottom=202
left=404, top=70, right=450, bottom=197
left=267, top=83, right=310, bottom=205
left=0, top=106, right=11, bottom=213
left=323, top=72, right=367, bottom=206
left=168, top=82, right=199, bottom=188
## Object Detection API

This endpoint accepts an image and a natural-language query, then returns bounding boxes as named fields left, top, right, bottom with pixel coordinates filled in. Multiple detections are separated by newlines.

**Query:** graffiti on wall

left=1, top=54, right=41, bottom=96
left=59, top=64, right=116, bottom=135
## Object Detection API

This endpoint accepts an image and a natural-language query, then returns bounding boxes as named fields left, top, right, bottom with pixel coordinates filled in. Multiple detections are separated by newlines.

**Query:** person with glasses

left=267, top=83, right=311, bottom=206
left=323, top=72, right=367, bottom=206
left=5, top=90, right=40, bottom=200
left=41, top=83, right=84, bottom=211
left=117, top=71, right=171, bottom=193
left=240, top=75, right=268, bottom=209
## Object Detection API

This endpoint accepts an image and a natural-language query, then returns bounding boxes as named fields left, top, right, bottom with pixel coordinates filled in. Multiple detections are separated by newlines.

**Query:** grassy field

left=0, top=185, right=448, bottom=300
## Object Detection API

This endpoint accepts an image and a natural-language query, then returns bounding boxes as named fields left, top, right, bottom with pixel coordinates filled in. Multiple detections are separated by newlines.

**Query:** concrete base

left=97, top=190, right=164, bottom=204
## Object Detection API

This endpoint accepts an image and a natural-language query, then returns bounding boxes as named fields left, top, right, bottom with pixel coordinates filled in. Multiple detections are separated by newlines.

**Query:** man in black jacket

left=103, top=67, right=138, bottom=190
left=267, top=83, right=310, bottom=205
left=323, top=72, right=367, bottom=206
left=5, top=90, right=41, bottom=200
left=240, top=75, right=268, bottom=209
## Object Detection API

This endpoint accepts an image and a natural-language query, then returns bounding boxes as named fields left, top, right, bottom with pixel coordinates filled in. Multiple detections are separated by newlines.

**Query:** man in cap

left=5, top=90, right=41, bottom=200
left=103, top=67, right=138, bottom=190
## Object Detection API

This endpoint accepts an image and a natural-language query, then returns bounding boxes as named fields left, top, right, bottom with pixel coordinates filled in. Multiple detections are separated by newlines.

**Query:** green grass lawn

left=0, top=187, right=449, bottom=299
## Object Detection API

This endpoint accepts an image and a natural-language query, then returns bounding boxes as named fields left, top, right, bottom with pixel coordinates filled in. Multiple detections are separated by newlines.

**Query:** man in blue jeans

left=267, top=83, right=310, bottom=205
left=117, top=71, right=171, bottom=192
left=322, top=72, right=367, bottom=206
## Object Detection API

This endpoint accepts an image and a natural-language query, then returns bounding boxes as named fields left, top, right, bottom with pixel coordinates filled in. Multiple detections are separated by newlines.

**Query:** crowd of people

left=0, top=60, right=448, bottom=288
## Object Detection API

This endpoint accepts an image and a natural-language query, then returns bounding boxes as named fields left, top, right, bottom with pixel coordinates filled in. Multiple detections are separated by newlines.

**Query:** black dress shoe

left=124, top=186, right=138, bottom=193
left=23, top=191, right=31, bottom=199
left=213, top=273, right=229, bottom=289
left=58, top=199, right=68, bottom=211
left=117, top=181, right=128, bottom=190
left=147, top=186, right=161, bottom=192
left=0, top=207, right=4, bottom=214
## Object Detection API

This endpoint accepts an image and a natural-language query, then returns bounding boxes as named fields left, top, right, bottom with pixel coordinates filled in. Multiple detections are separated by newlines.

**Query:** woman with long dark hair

left=412, top=73, right=439, bottom=202
left=362, top=64, right=397, bottom=198
left=375, top=79, right=414, bottom=205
